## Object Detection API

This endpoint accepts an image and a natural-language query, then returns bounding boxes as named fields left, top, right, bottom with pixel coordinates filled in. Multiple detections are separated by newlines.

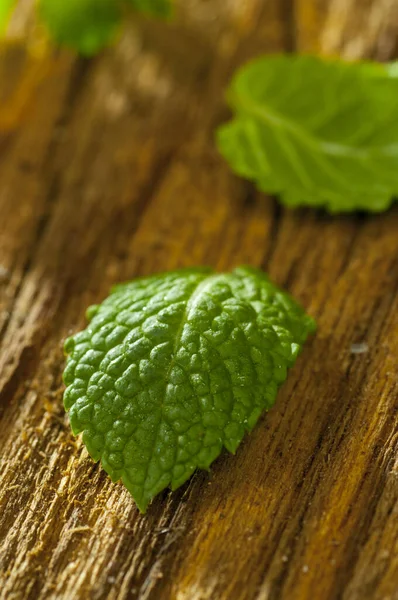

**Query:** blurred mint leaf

left=217, top=55, right=398, bottom=213
left=38, top=0, right=122, bottom=55
left=0, top=0, right=16, bottom=34
left=36, top=0, right=172, bottom=55
left=127, top=0, right=173, bottom=19
left=63, top=266, right=315, bottom=512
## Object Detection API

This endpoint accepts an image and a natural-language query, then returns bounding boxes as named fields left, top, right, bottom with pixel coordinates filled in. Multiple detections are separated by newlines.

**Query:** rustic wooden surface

left=1, top=1, right=398, bottom=599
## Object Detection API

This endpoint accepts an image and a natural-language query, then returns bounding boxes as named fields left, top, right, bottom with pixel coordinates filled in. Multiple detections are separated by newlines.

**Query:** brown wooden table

left=1, top=1, right=398, bottom=598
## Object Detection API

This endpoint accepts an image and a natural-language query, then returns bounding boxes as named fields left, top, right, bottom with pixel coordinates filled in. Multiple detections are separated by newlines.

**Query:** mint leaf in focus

left=217, top=55, right=398, bottom=213
left=63, top=267, right=315, bottom=512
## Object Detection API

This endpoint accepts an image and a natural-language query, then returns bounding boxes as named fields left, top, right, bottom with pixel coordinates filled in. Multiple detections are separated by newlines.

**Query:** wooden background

left=1, top=1, right=398, bottom=598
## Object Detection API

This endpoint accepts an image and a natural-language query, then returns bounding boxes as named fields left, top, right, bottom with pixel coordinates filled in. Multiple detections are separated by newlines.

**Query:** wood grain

left=1, top=1, right=398, bottom=599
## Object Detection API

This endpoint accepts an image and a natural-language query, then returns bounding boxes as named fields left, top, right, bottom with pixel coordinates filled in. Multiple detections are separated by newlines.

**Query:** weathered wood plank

left=0, top=1, right=397, bottom=599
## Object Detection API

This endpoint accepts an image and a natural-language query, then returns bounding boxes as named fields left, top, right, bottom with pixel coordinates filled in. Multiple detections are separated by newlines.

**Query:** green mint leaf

left=38, top=0, right=121, bottom=55
left=63, top=267, right=315, bottom=512
left=36, top=0, right=172, bottom=55
left=126, top=0, right=173, bottom=19
left=217, top=55, right=398, bottom=214
left=0, top=0, right=16, bottom=35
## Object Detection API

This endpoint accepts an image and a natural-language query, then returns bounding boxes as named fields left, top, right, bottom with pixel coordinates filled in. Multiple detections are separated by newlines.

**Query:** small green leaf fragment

left=0, top=0, right=17, bottom=34
left=217, top=54, right=398, bottom=213
left=126, top=0, right=173, bottom=18
left=86, top=304, right=100, bottom=321
left=63, top=267, right=315, bottom=512
left=38, top=0, right=121, bottom=55
left=63, top=336, right=75, bottom=354
left=34, top=0, right=172, bottom=54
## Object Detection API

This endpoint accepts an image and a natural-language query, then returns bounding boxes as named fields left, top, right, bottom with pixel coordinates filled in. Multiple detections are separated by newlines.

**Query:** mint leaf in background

left=0, top=0, right=16, bottom=34
left=38, top=0, right=121, bottom=55
left=127, top=0, right=173, bottom=19
left=36, top=0, right=172, bottom=55
left=217, top=55, right=398, bottom=213
left=63, top=267, right=315, bottom=512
